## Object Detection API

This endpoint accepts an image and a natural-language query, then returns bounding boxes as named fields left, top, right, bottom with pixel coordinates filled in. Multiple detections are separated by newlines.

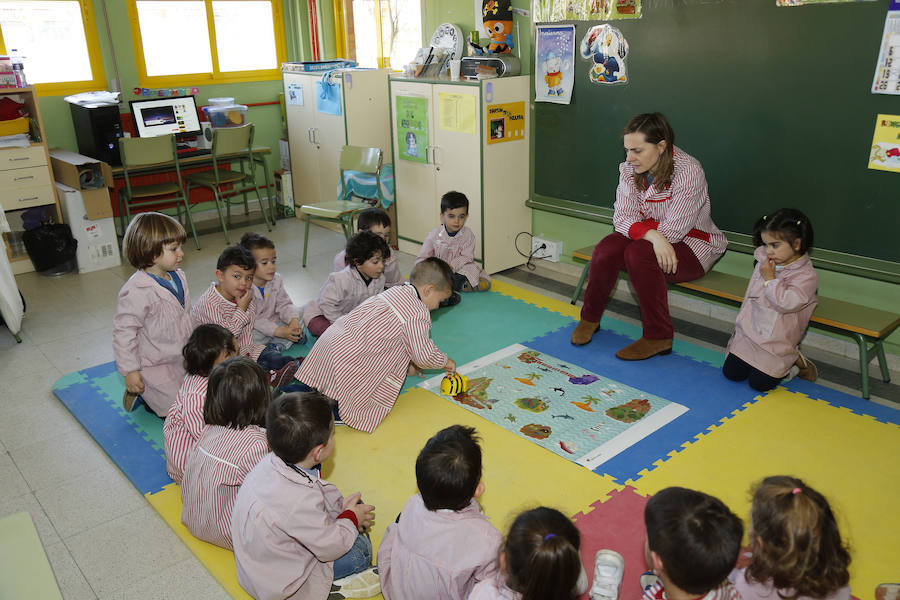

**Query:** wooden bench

left=571, top=245, right=899, bottom=399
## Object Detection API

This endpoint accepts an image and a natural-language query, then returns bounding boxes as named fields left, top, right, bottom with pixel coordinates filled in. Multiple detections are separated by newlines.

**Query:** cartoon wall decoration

left=535, top=24, right=576, bottom=104
left=420, top=344, right=687, bottom=470
left=868, top=113, right=900, bottom=173
left=532, top=0, right=641, bottom=23
left=580, top=23, right=629, bottom=85
left=395, top=95, right=428, bottom=163
left=485, top=101, right=525, bottom=144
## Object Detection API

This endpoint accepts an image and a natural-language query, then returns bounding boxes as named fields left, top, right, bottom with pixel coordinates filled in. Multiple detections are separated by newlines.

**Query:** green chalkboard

left=533, top=0, right=900, bottom=263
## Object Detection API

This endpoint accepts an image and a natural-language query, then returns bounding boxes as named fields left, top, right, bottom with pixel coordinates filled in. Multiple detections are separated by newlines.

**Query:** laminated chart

left=421, top=344, right=687, bottom=470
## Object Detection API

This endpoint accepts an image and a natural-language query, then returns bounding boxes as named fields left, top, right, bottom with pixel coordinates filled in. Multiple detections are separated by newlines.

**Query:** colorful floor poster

left=532, top=0, right=641, bottom=22
left=868, top=114, right=900, bottom=173
left=438, top=92, right=477, bottom=134
left=420, top=344, right=688, bottom=470
left=535, top=24, right=576, bottom=104
left=872, top=11, right=900, bottom=95
left=486, top=101, right=525, bottom=144
left=396, top=95, right=428, bottom=163
left=580, top=24, right=630, bottom=85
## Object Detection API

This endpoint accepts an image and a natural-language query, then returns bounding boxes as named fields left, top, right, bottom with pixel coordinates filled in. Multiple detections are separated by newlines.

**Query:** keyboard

left=176, top=148, right=211, bottom=158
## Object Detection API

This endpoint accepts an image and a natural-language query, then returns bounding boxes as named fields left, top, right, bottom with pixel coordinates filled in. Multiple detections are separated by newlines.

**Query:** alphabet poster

left=486, top=101, right=525, bottom=144
left=396, top=96, right=428, bottom=163
left=868, top=114, right=900, bottom=173
left=535, top=24, right=576, bottom=104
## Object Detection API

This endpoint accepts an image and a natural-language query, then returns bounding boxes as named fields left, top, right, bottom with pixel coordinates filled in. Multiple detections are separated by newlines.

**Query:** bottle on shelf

left=10, top=49, right=27, bottom=88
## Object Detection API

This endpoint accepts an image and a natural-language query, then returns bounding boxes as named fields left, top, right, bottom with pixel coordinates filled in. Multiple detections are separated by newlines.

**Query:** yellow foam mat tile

left=490, top=279, right=580, bottom=319
left=148, top=387, right=621, bottom=599
left=628, top=388, right=899, bottom=596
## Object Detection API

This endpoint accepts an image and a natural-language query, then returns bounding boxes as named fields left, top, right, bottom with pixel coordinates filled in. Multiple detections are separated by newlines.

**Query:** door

left=432, top=84, right=482, bottom=260
left=391, top=80, right=436, bottom=247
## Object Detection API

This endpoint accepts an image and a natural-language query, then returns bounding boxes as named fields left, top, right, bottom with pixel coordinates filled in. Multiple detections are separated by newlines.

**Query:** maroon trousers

left=580, top=232, right=706, bottom=339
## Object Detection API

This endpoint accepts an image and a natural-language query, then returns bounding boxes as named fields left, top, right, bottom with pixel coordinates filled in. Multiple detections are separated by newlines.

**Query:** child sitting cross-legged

left=192, top=245, right=301, bottom=390
left=231, top=391, right=380, bottom=600
left=180, top=357, right=271, bottom=549
left=163, top=323, right=236, bottom=483
left=378, top=425, right=503, bottom=599
left=415, top=191, right=491, bottom=306
left=469, top=506, right=590, bottom=600
left=642, top=487, right=743, bottom=600
left=295, top=257, right=457, bottom=432
left=333, top=207, right=404, bottom=287
left=239, top=232, right=305, bottom=351
left=304, top=230, right=391, bottom=338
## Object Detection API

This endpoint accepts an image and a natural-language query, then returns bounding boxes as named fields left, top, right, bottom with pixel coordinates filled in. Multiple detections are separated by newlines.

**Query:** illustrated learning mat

left=421, top=344, right=687, bottom=470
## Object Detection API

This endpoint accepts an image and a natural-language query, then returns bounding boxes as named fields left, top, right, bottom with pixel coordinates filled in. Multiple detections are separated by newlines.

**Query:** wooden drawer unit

left=0, top=166, right=51, bottom=189
left=0, top=145, right=47, bottom=170
left=5, top=185, right=56, bottom=210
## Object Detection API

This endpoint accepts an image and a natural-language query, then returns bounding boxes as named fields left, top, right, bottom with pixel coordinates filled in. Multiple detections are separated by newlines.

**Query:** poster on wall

left=535, top=24, right=576, bottom=104
left=286, top=82, right=304, bottom=106
left=532, top=0, right=641, bottom=22
left=396, top=96, right=429, bottom=163
left=868, top=114, right=900, bottom=173
left=438, top=93, right=477, bottom=134
left=872, top=10, right=900, bottom=95
left=486, top=101, right=526, bottom=144
left=580, top=24, right=630, bottom=85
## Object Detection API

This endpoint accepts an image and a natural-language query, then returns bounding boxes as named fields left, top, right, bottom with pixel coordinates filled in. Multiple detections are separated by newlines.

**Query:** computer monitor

left=129, top=95, right=202, bottom=140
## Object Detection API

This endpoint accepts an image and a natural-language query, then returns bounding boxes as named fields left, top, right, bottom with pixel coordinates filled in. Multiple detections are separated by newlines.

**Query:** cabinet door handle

left=13, top=175, right=34, bottom=181
left=17, top=196, right=39, bottom=203
left=8, top=156, right=29, bottom=162
left=432, top=146, right=441, bottom=167
left=312, top=128, right=319, bottom=144
left=307, top=128, right=314, bottom=143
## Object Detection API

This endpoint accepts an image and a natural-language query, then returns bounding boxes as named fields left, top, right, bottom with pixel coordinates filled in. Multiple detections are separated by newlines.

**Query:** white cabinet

left=282, top=68, right=391, bottom=210
left=390, top=76, right=531, bottom=274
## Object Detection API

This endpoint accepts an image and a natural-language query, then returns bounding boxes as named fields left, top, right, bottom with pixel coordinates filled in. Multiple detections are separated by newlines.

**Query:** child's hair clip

left=796, top=220, right=801, bottom=225
left=543, top=533, right=556, bottom=540
left=762, top=215, right=767, bottom=220
left=792, top=487, right=802, bottom=495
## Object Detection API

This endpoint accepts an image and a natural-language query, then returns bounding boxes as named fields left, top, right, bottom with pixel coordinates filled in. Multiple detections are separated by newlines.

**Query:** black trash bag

left=22, top=223, right=78, bottom=275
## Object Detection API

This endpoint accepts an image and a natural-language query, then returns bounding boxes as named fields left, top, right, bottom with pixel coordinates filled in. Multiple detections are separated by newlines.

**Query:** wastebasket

left=21, top=216, right=78, bottom=276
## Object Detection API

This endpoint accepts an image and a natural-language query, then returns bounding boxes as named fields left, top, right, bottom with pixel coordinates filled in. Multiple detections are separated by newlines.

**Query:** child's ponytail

left=505, top=507, right=582, bottom=600
left=747, top=476, right=850, bottom=599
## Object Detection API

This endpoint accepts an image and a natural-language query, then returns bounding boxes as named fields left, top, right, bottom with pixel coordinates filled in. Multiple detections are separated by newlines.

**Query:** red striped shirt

left=296, top=284, right=447, bottom=433
left=192, top=283, right=264, bottom=361
left=180, top=424, right=269, bottom=550
left=163, top=374, right=208, bottom=483
left=613, top=147, right=727, bottom=272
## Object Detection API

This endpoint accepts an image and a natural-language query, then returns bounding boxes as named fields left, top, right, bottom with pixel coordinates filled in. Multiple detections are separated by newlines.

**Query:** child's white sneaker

left=329, top=566, right=380, bottom=599
left=590, top=549, right=625, bottom=600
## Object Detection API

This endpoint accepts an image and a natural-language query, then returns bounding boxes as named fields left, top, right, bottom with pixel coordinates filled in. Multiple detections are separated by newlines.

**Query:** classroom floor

left=0, top=215, right=897, bottom=599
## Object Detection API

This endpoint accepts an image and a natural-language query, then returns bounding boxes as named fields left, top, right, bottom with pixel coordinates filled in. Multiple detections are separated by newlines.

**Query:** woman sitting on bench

left=572, top=112, right=727, bottom=360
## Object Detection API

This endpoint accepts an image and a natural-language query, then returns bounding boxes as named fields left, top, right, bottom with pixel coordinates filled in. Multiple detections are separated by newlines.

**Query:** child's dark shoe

left=123, top=391, right=140, bottom=412
left=477, top=277, right=491, bottom=291
left=794, top=353, right=818, bottom=382
left=440, top=291, right=462, bottom=307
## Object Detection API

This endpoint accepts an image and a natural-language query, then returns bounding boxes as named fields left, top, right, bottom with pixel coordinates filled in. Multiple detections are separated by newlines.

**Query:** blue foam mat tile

left=525, top=322, right=765, bottom=482
left=53, top=367, right=171, bottom=496
left=777, top=377, right=900, bottom=426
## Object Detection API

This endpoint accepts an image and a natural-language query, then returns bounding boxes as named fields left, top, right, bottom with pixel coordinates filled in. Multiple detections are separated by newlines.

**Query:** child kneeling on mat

left=232, top=392, right=379, bottom=600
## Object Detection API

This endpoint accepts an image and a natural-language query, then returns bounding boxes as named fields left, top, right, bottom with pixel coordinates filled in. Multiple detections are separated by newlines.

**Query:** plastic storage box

left=203, top=102, right=248, bottom=127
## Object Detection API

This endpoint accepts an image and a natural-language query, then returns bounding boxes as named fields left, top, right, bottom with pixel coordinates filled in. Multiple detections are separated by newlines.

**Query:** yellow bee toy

left=441, top=373, right=468, bottom=396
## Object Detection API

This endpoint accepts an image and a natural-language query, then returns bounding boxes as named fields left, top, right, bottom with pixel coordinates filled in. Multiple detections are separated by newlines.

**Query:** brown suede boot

left=571, top=320, right=601, bottom=346
left=615, top=337, right=673, bottom=361
left=794, top=353, right=818, bottom=382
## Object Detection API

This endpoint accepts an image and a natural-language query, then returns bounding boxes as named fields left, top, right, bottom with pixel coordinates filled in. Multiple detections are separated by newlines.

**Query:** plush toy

left=441, top=372, right=468, bottom=396
left=470, top=0, right=514, bottom=55
left=580, top=23, right=629, bottom=85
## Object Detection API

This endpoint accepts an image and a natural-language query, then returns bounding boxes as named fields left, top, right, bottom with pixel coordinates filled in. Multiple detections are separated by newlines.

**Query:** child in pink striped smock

left=240, top=232, right=305, bottom=352
left=415, top=191, right=491, bottom=307
left=295, top=257, right=458, bottom=433
left=333, top=207, right=404, bottom=287
left=305, top=231, right=391, bottom=338
left=113, top=212, right=194, bottom=416
left=180, top=357, right=271, bottom=549
left=468, top=507, right=589, bottom=600
left=163, top=323, right=236, bottom=483
left=641, top=487, right=743, bottom=600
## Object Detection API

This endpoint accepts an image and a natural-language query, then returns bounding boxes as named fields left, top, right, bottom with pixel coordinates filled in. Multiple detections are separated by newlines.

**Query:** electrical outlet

left=531, top=236, right=562, bottom=262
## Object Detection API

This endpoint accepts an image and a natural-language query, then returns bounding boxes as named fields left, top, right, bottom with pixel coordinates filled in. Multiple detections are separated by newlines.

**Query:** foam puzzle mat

left=52, top=280, right=900, bottom=598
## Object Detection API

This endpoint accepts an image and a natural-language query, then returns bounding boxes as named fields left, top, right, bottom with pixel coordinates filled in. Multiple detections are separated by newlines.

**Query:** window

left=0, top=0, right=106, bottom=95
left=129, top=0, right=286, bottom=86
left=345, top=0, right=420, bottom=70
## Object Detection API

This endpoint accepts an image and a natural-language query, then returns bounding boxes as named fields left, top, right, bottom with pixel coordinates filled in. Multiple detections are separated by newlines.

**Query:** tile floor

left=0, top=216, right=896, bottom=599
